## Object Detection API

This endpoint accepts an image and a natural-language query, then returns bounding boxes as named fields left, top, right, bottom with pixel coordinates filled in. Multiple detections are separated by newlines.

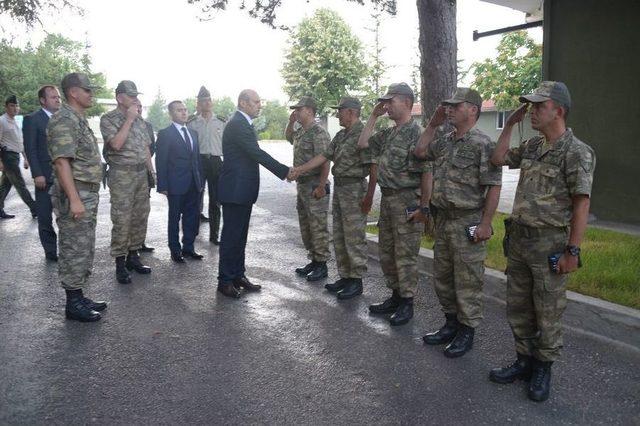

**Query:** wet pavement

left=1, top=142, right=639, bottom=425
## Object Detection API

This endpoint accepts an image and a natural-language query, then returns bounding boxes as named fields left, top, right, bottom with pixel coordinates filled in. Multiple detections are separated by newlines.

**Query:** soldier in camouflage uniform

left=357, top=83, right=432, bottom=326
left=292, top=97, right=374, bottom=299
left=489, top=81, right=596, bottom=402
left=286, top=96, right=332, bottom=282
left=100, top=80, right=154, bottom=284
left=48, top=73, right=107, bottom=322
left=414, top=88, right=502, bottom=358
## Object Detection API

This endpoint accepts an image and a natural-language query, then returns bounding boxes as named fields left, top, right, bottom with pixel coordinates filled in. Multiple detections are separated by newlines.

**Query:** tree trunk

left=417, top=0, right=457, bottom=126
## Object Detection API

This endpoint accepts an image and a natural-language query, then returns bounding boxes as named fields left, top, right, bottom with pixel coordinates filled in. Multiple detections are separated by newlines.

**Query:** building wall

left=477, top=111, right=538, bottom=146
left=544, top=0, right=640, bottom=224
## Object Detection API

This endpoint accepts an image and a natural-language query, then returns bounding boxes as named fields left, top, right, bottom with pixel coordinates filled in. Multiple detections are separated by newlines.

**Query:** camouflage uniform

left=292, top=123, right=331, bottom=262
left=48, top=103, right=103, bottom=290
left=100, top=109, right=152, bottom=257
left=369, top=120, right=429, bottom=298
left=322, top=120, right=372, bottom=279
left=503, top=129, right=595, bottom=362
left=427, top=127, right=502, bottom=327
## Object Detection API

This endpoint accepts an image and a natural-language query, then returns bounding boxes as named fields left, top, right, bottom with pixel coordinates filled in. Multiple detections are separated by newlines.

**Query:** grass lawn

left=366, top=212, right=640, bottom=310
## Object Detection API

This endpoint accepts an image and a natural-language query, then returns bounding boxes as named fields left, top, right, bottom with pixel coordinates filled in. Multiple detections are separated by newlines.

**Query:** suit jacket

left=22, top=109, right=53, bottom=183
left=218, top=111, right=289, bottom=205
left=155, top=124, right=204, bottom=195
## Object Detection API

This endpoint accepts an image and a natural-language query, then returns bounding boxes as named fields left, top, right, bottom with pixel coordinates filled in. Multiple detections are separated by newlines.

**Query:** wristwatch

left=565, top=245, right=581, bottom=256
left=420, top=206, right=430, bottom=215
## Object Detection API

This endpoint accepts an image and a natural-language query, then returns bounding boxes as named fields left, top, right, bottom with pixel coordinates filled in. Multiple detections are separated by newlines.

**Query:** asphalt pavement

left=1, top=142, right=638, bottom=425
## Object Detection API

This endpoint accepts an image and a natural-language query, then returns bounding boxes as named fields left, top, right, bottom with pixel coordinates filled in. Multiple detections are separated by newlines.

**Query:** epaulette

left=187, top=114, right=199, bottom=123
left=216, top=115, right=227, bottom=123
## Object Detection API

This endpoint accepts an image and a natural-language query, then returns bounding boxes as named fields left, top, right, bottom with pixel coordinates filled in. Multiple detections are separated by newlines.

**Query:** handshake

left=286, top=167, right=304, bottom=182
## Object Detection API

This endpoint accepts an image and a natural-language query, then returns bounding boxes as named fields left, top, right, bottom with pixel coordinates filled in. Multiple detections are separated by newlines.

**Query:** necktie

left=181, top=127, right=192, bottom=150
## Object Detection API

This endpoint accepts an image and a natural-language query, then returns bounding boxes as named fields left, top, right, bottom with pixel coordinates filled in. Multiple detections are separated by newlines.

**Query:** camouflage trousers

left=332, top=179, right=368, bottom=279
left=296, top=181, right=330, bottom=262
left=378, top=188, right=422, bottom=298
left=108, top=166, right=150, bottom=257
left=506, top=224, right=568, bottom=362
left=433, top=210, right=486, bottom=328
left=51, top=183, right=99, bottom=290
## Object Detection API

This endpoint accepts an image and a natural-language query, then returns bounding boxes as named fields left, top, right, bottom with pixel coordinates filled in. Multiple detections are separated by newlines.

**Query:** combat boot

left=295, top=261, right=315, bottom=276
left=369, top=290, right=401, bottom=314
left=528, top=359, right=553, bottom=402
left=423, top=313, right=459, bottom=345
left=81, top=297, right=108, bottom=312
left=325, top=277, right=348, bottom=293
left=389, top=297, right=414, bottom=326
left=337, top=278, right=363, bottom=300
left=489, top=353, right=533, bottom=384
left=65, top=290, right=101, bottom=322
left=306, top=261, right=328, bottom=282
left=115, top=256, right=132, bottom=284
left=444, top=324, right=475, bottom=358
left=126, top=250, right=152, bottom=274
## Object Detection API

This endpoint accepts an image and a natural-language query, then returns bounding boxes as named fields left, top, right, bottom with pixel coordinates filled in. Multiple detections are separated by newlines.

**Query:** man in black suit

left=216, top=89, right=293, bottom=298
left=23, top=85, right=62, bottom=261
left=155, top=100, right=204, bottom=263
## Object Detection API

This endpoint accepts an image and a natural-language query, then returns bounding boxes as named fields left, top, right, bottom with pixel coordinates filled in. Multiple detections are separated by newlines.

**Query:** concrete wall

left=543, top=0, right=640, bottom=224
left=477, top=110, right=538, bottom=147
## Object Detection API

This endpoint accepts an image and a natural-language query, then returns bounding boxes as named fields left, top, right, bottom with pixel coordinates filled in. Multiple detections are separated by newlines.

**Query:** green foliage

left=0, top=0, right=81, bottom=27
left=0, top=33, right=109, bottom=116
left=281, top=8, right=369, bottom=116
left=146, top=89, right=171, bottom=131
left=212, top=96, right=235, bottom=120
left=254, top=100, right=289, bottom=140
left=469, top=30, right=542, bottom=111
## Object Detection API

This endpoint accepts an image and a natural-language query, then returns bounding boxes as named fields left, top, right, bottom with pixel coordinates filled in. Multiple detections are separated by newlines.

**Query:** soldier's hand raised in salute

left=371, top=102, right=387, bottom=118
left=427, top=105, right=447, bottom=129
left=505, top=103, right=528, bottom=127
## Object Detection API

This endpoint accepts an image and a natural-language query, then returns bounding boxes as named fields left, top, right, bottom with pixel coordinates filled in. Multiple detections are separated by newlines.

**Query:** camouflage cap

left=61, top=73, right=100, bottom=92
left=197, top=86, right=211, bottom=100
left=442, top=87, right=483, bottom=107
left=519, top=81, right=571, bottom=109
left=5, top=95, right=18, bottom=105
left=378, top=82, right=414, bottom=101
left=290, top=96, right=317, bottom=110
left=330, top=96, right=361, bottom=110
left=115, top=80, right=142, bottom=97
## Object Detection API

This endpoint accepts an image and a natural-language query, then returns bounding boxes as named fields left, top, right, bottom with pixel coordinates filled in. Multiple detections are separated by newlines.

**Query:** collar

left=42, top=108, right=54, bottom=118
left=237, top=109, right=253, bottom=125
left=173, top=122, right=189, bottom=132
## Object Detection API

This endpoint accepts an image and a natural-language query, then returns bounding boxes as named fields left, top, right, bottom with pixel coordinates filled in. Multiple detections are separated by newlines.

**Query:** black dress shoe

left=306, top=262, right=328, bottom=282
left=444, top=325, right=475, bottom=358
left=115, top=256, right=132, bottom=284
left=182, top=250, right=204, bottom=260
left=171, top=251, right=185, bottom=263
left=337, top=278, right=363, bottom=300
left=139, top=243, right=155, bottom=253
left=423, top=313, right=459, bottom=345
left=295, top=261, right=315, bottom=276
left=217, top=282, right=242, bottom=298
left=369, top=291, right=401, bottom=314
left=31, top=210, right=38, bottom=218
left=126, top=251, right=152, bottom=274
left=82, top=297, right=107, bottom=312
left=200, top=213, right=209, bottom=222
left=325, top=277, right=348, bottom=293
left=45, top=252, right=59, bottom=262
left=489, top=353, right=533, bottom=384
left=234, top=276, right=262, bottom=292
left=0, top=209, right=15, bottom=219
left=389, top=298, right=413, bottom=326
left=65, top=298, right=101, bottom=322
left=528, top=360, right=553, bottom=402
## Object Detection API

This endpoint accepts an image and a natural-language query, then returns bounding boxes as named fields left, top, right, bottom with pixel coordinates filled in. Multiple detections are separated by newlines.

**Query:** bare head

left=238, top=89, right=261, bottom=119
left=38, top=86, right=62, bottom=113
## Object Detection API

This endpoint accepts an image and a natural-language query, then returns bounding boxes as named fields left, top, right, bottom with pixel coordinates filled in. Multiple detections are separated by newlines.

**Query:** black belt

left=200, top=154, right=221, bottom=159
left=333, top=176, right=365, bottom=186
left=109, top=162, right=147, bottom=172
left=380, top=187, right=416, bottom=196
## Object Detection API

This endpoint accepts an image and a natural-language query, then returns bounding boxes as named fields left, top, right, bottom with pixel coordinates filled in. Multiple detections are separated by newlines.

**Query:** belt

left=200, top=154, right=221, bottom=159
left=74, top=180, right=101, bottom=192
left=432, top=206, right=481, bottom=220
left=333, top=176, right=365, bottom=186
left=297, top=175, right=320, bottom=184
left=379, top=187, right=416, bottom=196
left=511, top=221, right=567, bottom=238
left=109, top=162, right=147, bottom=172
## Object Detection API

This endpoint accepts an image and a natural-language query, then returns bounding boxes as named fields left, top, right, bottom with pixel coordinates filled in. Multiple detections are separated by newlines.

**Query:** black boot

left=444, top=324, right=475, bottom=358
left=295, top=261, right=315, bottom=276
left=325, top=277, right=348, bottom=293
left=306, top=261, right=328, bottom=282
left=389, top=297, right=414, bottom=326
left=115, top=256, right=132, bottom=284
left=126, top=250, right=152, bottom=274
left=528, top=359, right=553, bottom=402
left=423, top=313, right=459, bottom=345
left=489, top=353, right=533, bottom=384
left=65, top=289, right=100, bottom=322
left=369, top=290, right=401, bottom=314
left=81, top=297, right=108, bottom=312
left=337, top=278, right=363, bottom=300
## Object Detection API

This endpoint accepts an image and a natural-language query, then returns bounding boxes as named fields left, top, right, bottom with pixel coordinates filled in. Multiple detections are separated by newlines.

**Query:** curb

left=366, top=234, right=640, bottom=352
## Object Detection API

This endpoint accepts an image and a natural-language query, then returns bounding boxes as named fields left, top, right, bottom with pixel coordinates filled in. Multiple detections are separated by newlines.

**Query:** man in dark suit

left=217, top=89, right=293, bottom=298
left=155, top=100, right=204, bottom=263
left=23, top=85, right=62, bottom=261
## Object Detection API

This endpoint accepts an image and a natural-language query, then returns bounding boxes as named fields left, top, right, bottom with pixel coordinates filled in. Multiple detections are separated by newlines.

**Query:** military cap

left=442, top=87, right=483, bottom=107
left=115, top=80, right=142, bottom=97
left=290, top=96, right=317, bottom=110
left=520, top=81, right=571, bottom=109
left=197, top=86, right=211, bottom=100
left=378, top=82, right=414, bottom=101
left=330, top=96, right=361, bottom=110
left=5, top=95, right=18, bottom=105
left=61, top=73, right=99, bottom=92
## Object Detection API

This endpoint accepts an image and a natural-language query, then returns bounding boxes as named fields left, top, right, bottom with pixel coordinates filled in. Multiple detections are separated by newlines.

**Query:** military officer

left=48, top=72, right=107, bottom=322
left=414, top=88, right=502, bottom=358
left=488, top=81, right=595, bottom=402
left=286, top=96, right=332, bottom=282
left=100, top=80, right=154, bottom=284
left=357, top=83, right=432, bottom=326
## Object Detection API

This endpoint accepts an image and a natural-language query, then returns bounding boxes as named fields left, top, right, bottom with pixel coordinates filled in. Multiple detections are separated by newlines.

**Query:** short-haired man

left=286, top=96, right=332, bottom=282
left=358, top=83, right=432, bottom=326
left=414, top=88, right=502, bottom=358
left=0, top=95, right=37, bottom=219
left=489, top=82, right=595, bottom=402
left=48, top=72, right=107, bottom=322
left=292, top=97, right=375, bottom=299
left=100, top=80, right=154, bottom=284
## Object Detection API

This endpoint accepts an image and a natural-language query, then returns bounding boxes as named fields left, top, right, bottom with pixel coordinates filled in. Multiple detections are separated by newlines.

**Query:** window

left=496, top=111, right=507, bottom=130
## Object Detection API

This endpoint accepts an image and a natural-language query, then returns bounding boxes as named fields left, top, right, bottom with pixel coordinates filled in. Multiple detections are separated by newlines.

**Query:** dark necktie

left=181, top=127, right=192, bottom=150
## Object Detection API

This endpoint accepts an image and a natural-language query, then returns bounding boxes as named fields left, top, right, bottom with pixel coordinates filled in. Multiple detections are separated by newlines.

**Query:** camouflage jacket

left=323, top=121, right=372, bottom=179
left=100, top=108, right=151, bottom=166
left=291, top=123, right=331, bottom=177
